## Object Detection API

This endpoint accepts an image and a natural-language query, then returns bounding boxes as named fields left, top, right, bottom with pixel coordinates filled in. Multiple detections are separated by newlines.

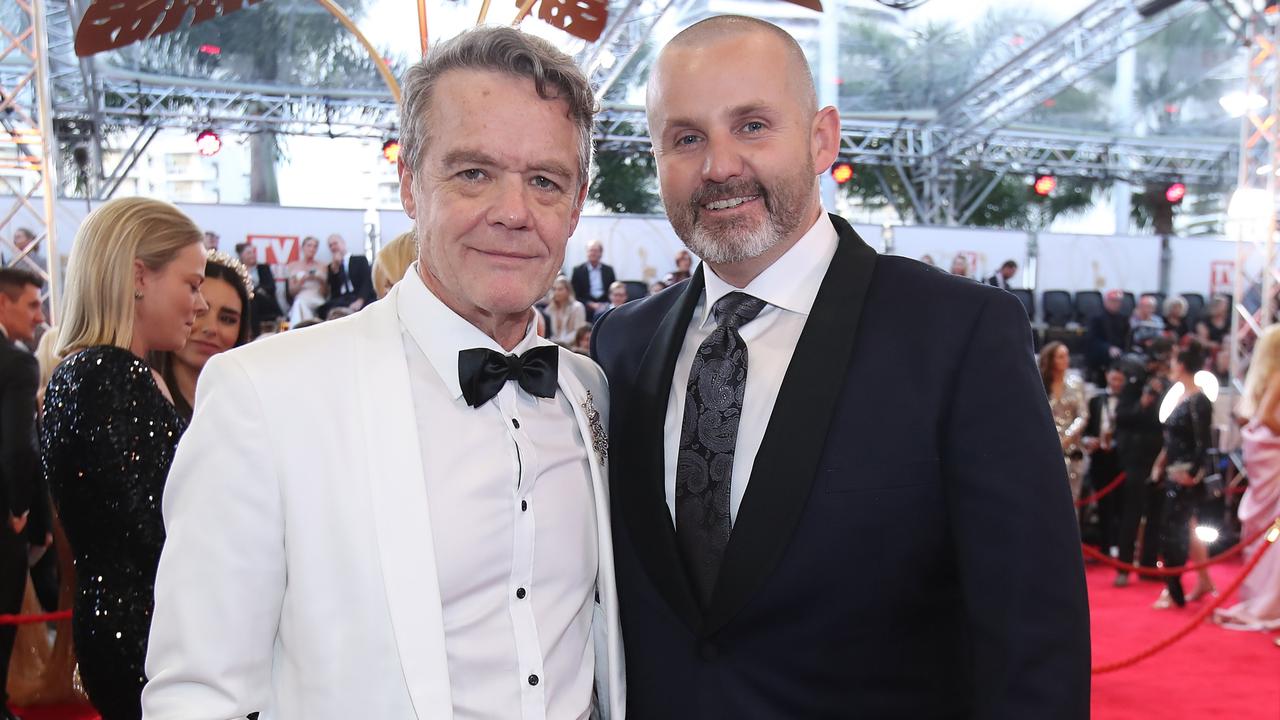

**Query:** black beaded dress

left=41, top=346, right=186, bottom=720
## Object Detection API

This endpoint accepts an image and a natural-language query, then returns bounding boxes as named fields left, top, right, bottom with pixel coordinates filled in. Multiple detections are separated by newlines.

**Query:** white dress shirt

left=588, top=263, right=604, bottom=300
left=398, top=266, right=597, bottom=720
left=339, top=253, right=354, bottom=294
left=663, top=212, right=838, bottom=525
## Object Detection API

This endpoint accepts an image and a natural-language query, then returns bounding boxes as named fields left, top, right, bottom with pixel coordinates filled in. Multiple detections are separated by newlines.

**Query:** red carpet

left=8, top=559, right=1280, bottom=719
left=1089, top=555, right=1280, bottom=719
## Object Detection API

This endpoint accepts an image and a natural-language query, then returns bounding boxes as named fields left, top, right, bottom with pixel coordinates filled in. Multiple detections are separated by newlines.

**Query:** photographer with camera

left=1112, top=339, right=1172, bottom=587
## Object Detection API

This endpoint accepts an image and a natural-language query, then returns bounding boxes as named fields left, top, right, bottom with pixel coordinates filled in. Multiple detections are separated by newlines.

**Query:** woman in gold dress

left=1040, top=341, right=1089, bottom=502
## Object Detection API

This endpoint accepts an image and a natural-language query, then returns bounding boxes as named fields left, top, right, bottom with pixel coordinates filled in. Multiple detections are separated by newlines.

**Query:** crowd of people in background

left=918, top=254, right=1278, bottom=628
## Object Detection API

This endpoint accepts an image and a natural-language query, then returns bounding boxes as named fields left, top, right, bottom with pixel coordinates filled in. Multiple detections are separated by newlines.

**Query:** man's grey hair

left=399, top=26, right=597, bottom=191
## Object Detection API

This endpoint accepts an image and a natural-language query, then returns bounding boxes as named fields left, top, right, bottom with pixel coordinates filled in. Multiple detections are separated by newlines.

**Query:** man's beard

left=667, top=164, right=814, bottom=265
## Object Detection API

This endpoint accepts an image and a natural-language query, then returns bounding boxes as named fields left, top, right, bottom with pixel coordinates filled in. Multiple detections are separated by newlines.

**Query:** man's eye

left=676, top=135, right=700, bottom=146
left=531, top=176, right=560, bottom=191
left=459, top=169, right=486, bottom=181
left=743, top=121, right=765, bottom=133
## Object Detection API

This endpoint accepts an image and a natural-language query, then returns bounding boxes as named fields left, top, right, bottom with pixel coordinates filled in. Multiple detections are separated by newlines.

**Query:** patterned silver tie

left=675, top=291, right=767, bottom=608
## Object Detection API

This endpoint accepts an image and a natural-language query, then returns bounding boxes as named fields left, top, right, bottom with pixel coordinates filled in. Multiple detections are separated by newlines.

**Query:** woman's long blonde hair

left=1241, top=325, right=1280, bottom=419
left=372, top=230, right=418, bottom=299
left=56, top=197, right=202, bottom=356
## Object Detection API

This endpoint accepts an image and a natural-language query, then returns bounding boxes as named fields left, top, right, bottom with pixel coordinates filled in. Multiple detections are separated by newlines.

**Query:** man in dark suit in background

left=1113, top=345, right=1171, bottom=587
left=985, top=259, right=1017, bottom=290
left=592, top=16, right=1089, bottom=718
left=0, top=267, right=49, bottom=720
left=323, top=234, right=376, bottom=317
left=1088, top=289, right=1131, bottom=385
left=571, top=239, right=615, bottom=320
left=1083, top=365, right=1126, bottom=552
left=237, top=242, right=282, bottom=331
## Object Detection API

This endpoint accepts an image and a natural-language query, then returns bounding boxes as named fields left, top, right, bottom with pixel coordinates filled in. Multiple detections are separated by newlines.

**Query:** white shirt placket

left=498, top=386, right=548, bottom=719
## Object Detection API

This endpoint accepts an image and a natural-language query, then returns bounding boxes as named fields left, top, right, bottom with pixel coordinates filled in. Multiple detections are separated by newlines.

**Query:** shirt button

left=512, top=418, right=521, bottom=429
left=521, top=500, right=528, bottom=512
left=516, top=587, right=527, bottom=599
left=528, top=674, right=540, bottom=686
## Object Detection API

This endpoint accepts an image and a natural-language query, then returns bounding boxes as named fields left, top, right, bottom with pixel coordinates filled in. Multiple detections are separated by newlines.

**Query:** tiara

left=205, top=249, right=255, bottom=297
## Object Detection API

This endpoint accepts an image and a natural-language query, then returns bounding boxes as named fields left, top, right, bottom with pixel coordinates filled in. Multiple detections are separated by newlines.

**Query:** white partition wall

left=884, top=225, right=1032, bottom=286
left=0, top=195, right=1238, bottom=303
left=1036, top=233, right=1162, bottom=294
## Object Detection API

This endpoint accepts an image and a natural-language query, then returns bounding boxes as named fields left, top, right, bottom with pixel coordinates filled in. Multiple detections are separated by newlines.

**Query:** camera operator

left=1111, top=338, right=1172, bottom=587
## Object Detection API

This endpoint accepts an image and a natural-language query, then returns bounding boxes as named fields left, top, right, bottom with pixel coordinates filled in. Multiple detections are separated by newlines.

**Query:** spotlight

left=1194, top=525, right=1220, bottom=544
left=1165, top=182, right=1186, bottom=205
left=1033, top=175, right=1056, bottom=196
left=382, top=138, right=400, bottom=164
left=1194, top=370, right=1219, bottom=402
left=1219, top=91, right=1267, bottom=118
left=830, top=161, right=854, bottom=185
left=195, top=129, right=221, bottom=157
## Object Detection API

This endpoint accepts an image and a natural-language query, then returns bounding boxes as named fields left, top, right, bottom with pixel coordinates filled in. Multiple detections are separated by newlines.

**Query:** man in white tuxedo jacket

left=142, top=27, right=624, bottom=720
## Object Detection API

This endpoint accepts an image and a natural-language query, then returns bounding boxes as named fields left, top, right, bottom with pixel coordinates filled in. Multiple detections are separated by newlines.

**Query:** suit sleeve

left=0, top=351, right=39, bottom=519
left=142, top=353, right=285, bottom=719
left=352, top=256, right=376, bottom=304
left=942, top=291, right=1090, bottom=719
left=571, top=266, right=589, bottom=304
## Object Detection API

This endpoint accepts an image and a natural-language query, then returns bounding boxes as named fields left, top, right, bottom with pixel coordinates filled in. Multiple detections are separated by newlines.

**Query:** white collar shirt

left=588, top=263, right=604, bottom=300
left=663, top=212, right=838, bottom=524
left=397, top=265, right=598, bottom=720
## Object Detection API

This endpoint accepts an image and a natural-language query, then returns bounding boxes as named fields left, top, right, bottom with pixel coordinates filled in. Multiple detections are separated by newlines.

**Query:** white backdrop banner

left=0, top=196, right=1239, bottom=298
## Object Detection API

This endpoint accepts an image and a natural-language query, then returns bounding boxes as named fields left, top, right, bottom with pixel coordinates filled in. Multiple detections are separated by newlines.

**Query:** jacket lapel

left=704, top=215, right=878, bottom=634
left=622, top=268, right=706, bottom=633
left=355, top=288, right=455, bottom=717
left=556, top=358, right=626, bottom=720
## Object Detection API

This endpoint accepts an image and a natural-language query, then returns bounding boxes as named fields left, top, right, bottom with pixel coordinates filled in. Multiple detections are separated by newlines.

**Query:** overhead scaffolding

left=1, top=0, right=60, bottom=322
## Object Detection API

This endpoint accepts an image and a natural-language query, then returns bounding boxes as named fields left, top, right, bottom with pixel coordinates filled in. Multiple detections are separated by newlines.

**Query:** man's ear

left=810, top=106, right=841, bottom=175
left=567, top=181, right=589, bottom=237
left=398, top=157, right=417, bottom=219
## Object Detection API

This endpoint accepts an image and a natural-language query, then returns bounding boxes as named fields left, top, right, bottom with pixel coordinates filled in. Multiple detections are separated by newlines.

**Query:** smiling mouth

left=476, top=248, right=537, bottom=260
left=702, top=195, right=760, bottom=211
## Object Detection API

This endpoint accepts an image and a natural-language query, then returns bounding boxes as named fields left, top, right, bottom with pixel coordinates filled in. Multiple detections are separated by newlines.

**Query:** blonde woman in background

left=1040, top=341, right=1089, bottom=501
left=546, top=274, right=587, bottom=346
left=372, top=230, right=418, bottom=300
left=285, top=236, right=327, bottom=324
left=32, top=328, right=59, bottom=414
left=41, top=197, right=207, bottom=719
left=1215, top=325, right=1280, bottom=636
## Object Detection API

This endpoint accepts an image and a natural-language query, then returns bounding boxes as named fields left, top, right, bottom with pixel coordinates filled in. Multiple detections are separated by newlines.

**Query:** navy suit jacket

left=591, top=215, right=1090, bottom=719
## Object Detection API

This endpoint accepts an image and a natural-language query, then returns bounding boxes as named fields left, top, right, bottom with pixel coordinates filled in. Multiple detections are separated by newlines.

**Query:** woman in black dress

left=1149, top=341, right=1216, bottom=609
left=42, top=197, right=208, bottom=720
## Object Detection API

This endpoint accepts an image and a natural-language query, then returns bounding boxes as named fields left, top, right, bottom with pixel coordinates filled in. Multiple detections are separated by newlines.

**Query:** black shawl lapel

left=703, top=215, right=878, bottom=634
left=622, top=266, right=706, bottom=632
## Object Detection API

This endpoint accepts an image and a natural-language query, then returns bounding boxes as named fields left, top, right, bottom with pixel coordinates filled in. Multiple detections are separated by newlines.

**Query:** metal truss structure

left=1227, top=5, right=1280, bottom=405
left=2, top=0, right=60, bottom=319
left=16, top=0, right=1244, bottom=218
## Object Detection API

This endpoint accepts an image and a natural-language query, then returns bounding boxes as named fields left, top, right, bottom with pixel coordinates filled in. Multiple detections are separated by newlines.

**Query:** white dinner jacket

left=142, top=283, right=625, bottom=719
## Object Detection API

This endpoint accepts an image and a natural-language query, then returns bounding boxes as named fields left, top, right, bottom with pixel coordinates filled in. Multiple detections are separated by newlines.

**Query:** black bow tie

left=458, top=345, right=559, bottom=408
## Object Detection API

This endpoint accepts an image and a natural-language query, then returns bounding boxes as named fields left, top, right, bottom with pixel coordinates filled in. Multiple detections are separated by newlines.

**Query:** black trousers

left=0, top=521, right=28, bottom=703
left=1088, top=450, right=1123, bottom=550
left=1117, top=453, right=1164, bottom=567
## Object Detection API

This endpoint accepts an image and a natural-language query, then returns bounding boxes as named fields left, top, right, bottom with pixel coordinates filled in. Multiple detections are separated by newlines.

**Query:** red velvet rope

left=0, top=609, right=71, bottom=626
left=1075, top=472, right=1127, bottom=508
left=1091, top=519, right=1280, bottom=674
left=1082, top=516, right=1278, bottom=577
